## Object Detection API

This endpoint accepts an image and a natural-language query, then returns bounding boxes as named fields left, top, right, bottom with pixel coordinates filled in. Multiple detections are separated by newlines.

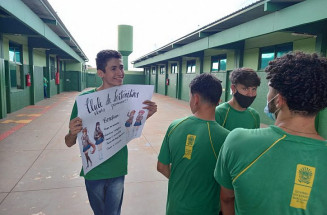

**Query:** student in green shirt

left=215, top=51, right=327, bottom=215
left=215, top=68, right=261, bottom=130
left=65, top=50, right=157, bottom=215
left=157, top=73, right=229, bottom=215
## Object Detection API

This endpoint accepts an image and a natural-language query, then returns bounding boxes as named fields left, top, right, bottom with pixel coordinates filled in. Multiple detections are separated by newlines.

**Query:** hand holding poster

left=76, top=84, right=154, bottom=174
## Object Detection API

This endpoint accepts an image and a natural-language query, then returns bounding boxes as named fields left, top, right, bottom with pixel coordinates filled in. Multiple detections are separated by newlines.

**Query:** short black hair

left=96, top=50, right=122, bottom=72
left=265, top=51, right=327, bottom=116
left=230, top=68, right=261, bottom=87
left=189, top=73, right=222, bottom=105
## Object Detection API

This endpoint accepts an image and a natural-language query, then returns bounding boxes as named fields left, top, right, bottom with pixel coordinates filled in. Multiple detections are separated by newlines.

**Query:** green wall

left=33, top=66, right=45, bottom=103
left=157, top=72, right=166, bottom=95
left=211, top=71, right=229, bottom=103
left=293, top=37, right=316, bottom=53
left=64, top=71, right=80, bottom=91
left=0, top=59, right=6, bottom=119
left=144, top=69, right=150, bottom=85
left=123, top=73, right=145, bottom=85
left=5, top=62, right=31, bottom=113
left=86, top=72, right=145, bottom=88
left=150, top=68, right=157, bottom=92
left=167, top=73, right=178, bottom=98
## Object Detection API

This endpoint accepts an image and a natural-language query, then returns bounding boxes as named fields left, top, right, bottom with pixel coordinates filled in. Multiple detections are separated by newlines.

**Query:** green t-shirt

left=215, top=102, right=260, bottom=131
left=158, top=116, right=229, bottom=215
left=70, top=88, right=128, bottom=180
left=215, top=125, right=327, bottom=215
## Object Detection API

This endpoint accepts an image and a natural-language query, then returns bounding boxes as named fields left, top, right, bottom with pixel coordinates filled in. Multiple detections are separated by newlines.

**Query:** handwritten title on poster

left=76, top=85, right=154, bottom=174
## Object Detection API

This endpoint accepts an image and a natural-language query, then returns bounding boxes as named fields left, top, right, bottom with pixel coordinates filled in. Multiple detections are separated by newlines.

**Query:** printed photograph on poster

left=76, top=84, right=154, bottom=174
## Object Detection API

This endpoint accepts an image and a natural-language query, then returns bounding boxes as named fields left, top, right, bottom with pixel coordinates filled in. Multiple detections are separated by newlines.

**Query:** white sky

left=47, top=0, right=258, bottom=68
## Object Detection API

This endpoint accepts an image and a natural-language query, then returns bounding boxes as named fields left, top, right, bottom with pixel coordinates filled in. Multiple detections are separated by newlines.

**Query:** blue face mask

left=264, top=104, right=276, bottom=121
left=264, top=94, right=280, bottom=121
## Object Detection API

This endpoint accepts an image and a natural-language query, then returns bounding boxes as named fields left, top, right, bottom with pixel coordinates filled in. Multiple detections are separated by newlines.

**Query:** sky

left=47, top=0, right=258, bottom=69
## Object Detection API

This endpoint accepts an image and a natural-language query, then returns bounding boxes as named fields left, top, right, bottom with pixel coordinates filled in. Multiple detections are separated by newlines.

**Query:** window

left=145, top=68, right=150, bottom=75
left=186, top=60, right=196, bottom=73
left=159, top=66, right=165, bottom=75
left=259, top=43, right=293, bottom=70
left=152, top=67, right=156, bottom=75
left=50, top=57, right=56, bottom=80
left=211, top=55, right=227, bottom=72
left=9, top=42, right=23, bottom=89
left=171, top=63, right=178, bottom=74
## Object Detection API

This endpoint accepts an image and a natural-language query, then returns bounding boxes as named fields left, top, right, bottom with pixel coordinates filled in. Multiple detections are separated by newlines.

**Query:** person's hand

left=143, top=100, right=157, bottom=119
left=69, top=117, right=83, bottom=136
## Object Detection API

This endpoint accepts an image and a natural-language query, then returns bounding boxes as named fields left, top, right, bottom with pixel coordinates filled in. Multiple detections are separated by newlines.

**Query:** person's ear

left=194, top=93, right=200, bottom=105
left=231, top=85, right=236, bottom=94
left=97, top=69, right=104, bottom=78
left=275, top=94, right=286, bottom=109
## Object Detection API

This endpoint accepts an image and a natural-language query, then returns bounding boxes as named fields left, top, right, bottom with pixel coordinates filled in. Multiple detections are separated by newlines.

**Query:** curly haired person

left=215, top=51, right=327, bottom=215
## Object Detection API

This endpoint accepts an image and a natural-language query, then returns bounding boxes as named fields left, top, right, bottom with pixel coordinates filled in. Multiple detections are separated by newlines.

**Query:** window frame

left=211, top=55, right=227, bottom=73
left=9, top=42, right=23, bottom=90
left=145, top=68, right=150, bottom=75
left=259, top=43, right=293, bottom=70
left=159, top=65, right=165, bottom=75
left=152, top=67, right=156, bottom=75
left=50, top=56, right=56, bottom=80
left=186, top=60, right=196, bottom=74
left=171, top=63, right=178, bottom=74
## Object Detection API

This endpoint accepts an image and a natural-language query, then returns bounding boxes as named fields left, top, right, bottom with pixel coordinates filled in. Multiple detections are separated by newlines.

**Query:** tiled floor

left=0, top=90, right=191, bottom=215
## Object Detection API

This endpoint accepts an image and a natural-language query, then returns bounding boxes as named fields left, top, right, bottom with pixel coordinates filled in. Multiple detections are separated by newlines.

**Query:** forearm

left=65, top=132, right=77, bottom=147
left=159, top=168, right=170, bottom=179
left=220, top=186, right=235, bottom=215
left=221, top=198, right=235, bottom=215
left=157, top=162, right=171, bottom=179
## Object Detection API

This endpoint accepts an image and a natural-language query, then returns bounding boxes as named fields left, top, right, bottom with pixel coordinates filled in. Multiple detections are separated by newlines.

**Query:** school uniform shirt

left=215, top=102, right=260, bottom=131
left=215, top=126, right=327, bottom=215
left=158, top=116, right=229, bottom=215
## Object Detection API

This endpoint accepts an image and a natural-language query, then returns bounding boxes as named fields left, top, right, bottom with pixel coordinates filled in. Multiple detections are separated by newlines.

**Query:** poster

left=76, top=84, right=154, bottom=174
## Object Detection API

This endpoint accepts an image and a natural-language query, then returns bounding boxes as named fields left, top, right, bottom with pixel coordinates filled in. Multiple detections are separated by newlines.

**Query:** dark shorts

left=95, top=137, right=104, bottom=145
left=83, top=144, right=91, bottom=152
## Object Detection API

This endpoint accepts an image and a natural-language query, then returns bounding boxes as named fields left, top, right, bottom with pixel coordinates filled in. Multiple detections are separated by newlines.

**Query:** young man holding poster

left=157, top=73, right=229, bottom=214
left=65, top=49, right=157, bottom=215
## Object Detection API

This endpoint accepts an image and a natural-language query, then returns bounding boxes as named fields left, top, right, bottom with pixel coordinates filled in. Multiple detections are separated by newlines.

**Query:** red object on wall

left=166, top=78, right=169, bottom=86
left=26, top=73, right=31, bottom=86
left=55, top=72, right=60, bottom=85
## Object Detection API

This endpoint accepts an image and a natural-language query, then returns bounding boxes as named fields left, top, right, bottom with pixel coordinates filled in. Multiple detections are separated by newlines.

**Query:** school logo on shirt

left=183, top=134, right=196, bottom=160
left=298, top=167, right=313, bottom=185
left=290, top=164, right=316, bottom=210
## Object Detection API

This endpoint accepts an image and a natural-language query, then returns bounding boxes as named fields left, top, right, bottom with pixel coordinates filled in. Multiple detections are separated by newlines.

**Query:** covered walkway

left=0, top=90, right=191, bottom=215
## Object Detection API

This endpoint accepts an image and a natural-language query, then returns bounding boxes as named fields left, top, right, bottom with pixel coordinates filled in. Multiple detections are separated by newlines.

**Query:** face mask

left=264, top=94, right=280, bottom=121
left=234, top=91, right=256, bottom=108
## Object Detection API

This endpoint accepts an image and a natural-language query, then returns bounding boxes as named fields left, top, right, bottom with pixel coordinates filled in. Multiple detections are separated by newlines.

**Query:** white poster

left=76, top=84, right=154, bottom=174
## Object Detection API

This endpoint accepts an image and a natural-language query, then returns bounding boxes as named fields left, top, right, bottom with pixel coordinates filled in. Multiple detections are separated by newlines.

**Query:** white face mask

left=264, top=94, right=280, bottom=121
